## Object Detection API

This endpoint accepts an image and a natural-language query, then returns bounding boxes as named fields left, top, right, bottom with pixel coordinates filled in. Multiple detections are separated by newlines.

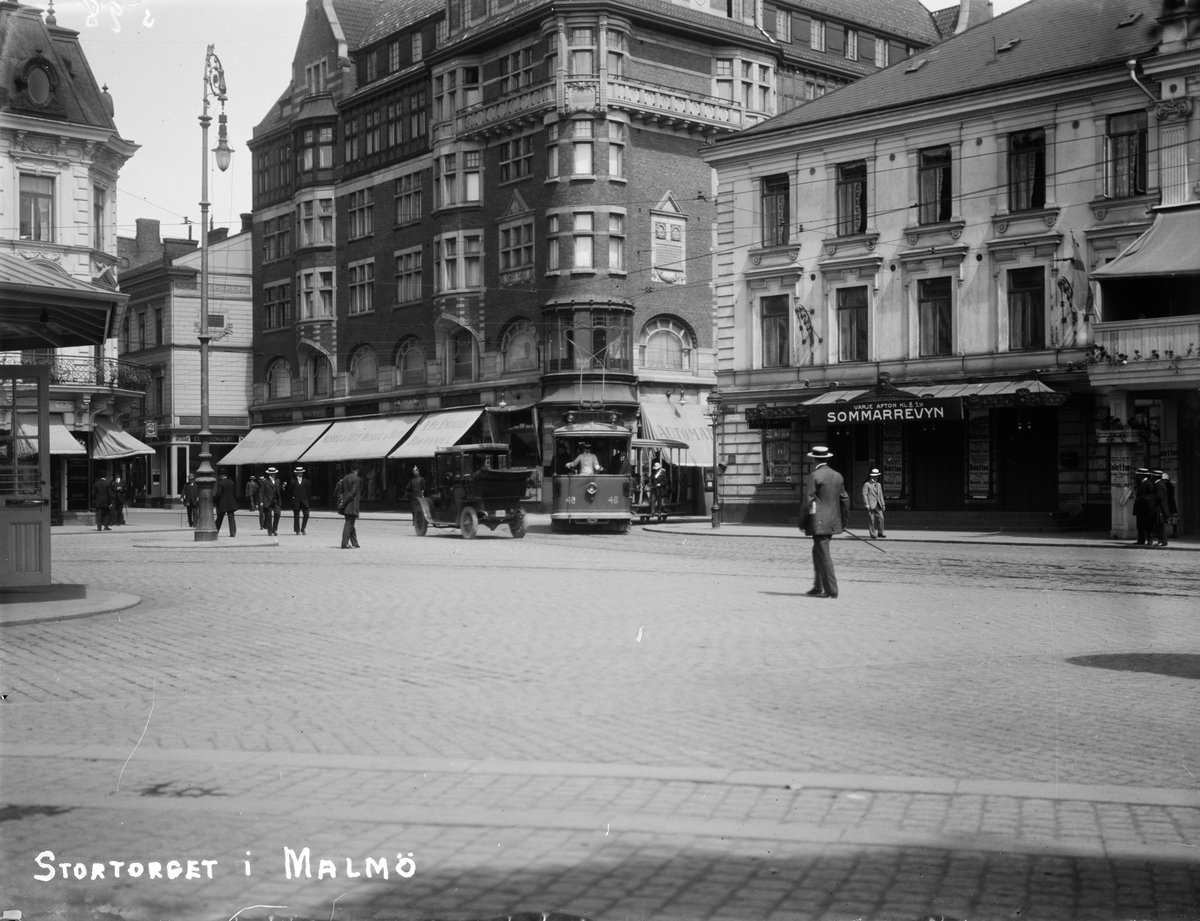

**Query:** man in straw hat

left=862, top=467, right=886, bottom=539
left=803, top=445, right=850, bottom=599
left=288, top=466, right=312, bottom=535
left=260, top=467, right=283, bottom=537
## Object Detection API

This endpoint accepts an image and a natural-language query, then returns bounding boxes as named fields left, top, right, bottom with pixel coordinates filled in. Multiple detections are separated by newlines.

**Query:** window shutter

left=762, top=5, right=777, bottom=35
left=791, top=14, right=810, bottom=44
left=826, top=24, right=845, bottom=55
left=859, top=35, right=875, bottom=65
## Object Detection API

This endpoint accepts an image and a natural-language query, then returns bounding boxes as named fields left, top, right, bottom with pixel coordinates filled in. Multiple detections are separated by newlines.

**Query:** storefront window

left=762, top=425, right=792, bottom=483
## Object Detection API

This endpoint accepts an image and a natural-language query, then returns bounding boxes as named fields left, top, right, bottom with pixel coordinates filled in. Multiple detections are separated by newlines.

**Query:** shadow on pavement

left=1066, top=653, right=1200, bottom=680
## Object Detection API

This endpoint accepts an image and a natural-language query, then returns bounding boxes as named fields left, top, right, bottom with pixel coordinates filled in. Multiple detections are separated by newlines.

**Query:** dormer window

left=27, top=65, right=51, bottom=105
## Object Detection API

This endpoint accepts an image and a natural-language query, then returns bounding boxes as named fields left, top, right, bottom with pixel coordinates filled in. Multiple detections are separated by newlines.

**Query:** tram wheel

left=413, top=508, right=428, bottom=536
left=459, top=506, right=479, bottom=539
left=510, top=510, right=527, bottom=539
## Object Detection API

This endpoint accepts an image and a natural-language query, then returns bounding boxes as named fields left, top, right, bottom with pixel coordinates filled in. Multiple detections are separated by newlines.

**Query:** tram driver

left=566, top=441, right=603, bottom=475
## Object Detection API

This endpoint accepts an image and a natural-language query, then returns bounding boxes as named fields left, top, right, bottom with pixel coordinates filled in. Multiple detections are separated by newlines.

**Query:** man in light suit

left=803, top=445, right=850, bottom=599
left=288, top=466, right=312, bottom=535
left=862, top=467, right=886, bottom=539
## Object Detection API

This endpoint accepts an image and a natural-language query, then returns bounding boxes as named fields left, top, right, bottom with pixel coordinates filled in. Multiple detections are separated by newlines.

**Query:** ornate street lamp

left=194, top=45, right=230, bottom=542
left=707, top=390, right=723, bottom=529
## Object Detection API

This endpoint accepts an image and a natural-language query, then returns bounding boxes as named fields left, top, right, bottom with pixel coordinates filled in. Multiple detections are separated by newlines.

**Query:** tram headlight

left=585, top=482, right=598, bottom=502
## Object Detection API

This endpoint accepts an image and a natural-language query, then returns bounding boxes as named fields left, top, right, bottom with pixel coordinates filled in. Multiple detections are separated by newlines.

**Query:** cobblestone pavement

left=1, top=512, right=1197, bottom=921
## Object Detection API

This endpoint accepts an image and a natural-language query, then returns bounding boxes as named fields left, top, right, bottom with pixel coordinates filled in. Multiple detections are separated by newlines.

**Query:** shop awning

left=903, top=380, right=1065, bottom=403
left=540, top=379, right=639, bottom=405
left=0, top=252, right=127, bottom=350
left=803, top=379, right=1065, bottom=424
left=388, top=409, right=484, bottom=459
left=92, top=418, right=155, bottom=460
left=16, top=415, right=87, bottom=456
left=298, top=415, right=422, bottom=462
left=638, top=401, right=714, bottom=466
left=217, top=421, right=333, bottom=467
left=1092, top=206, right=1200, bottom=278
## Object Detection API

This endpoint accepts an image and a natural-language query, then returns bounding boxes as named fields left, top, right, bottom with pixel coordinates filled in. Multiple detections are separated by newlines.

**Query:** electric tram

left=549, top=410, right=633, bottom=532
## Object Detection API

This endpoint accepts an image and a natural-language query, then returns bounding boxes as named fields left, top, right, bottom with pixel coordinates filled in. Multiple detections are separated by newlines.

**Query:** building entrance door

left=908, top=419, right=965, bottom=511
left=996, top=407, right=1057, bottom=511
left=1, top=365, right=52, bottom=586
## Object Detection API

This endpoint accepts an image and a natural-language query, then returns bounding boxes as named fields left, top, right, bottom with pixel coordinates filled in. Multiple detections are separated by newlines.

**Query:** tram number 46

left=564, top=496, right=622, bottom=504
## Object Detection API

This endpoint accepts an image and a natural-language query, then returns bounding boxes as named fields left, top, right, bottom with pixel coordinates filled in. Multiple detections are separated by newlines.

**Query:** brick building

left=241, top=0, right=945, bottom=509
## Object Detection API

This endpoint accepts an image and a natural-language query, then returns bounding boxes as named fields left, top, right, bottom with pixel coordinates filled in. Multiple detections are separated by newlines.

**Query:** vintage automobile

left=412, top=443, right=533, bottom=539
left=549, top=412, right=634, bottom=533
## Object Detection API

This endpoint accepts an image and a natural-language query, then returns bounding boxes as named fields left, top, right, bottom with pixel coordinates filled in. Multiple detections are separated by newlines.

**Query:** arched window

left=450, top=328, right=475, bottom=383
left=266, top=359, right=291, bottom=400
left=394, top=337, right=425, bottom=386
left=640, top=316, right=694, bottom=370
left=349, top=345, right=377, bottom=391
left=500, top=318, right=538, bottom=373
left=309, top=354, right=332, bottom=398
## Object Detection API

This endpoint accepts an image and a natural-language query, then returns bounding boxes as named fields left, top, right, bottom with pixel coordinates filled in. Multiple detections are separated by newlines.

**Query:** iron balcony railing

left=2, top=353, right=152, bottom=391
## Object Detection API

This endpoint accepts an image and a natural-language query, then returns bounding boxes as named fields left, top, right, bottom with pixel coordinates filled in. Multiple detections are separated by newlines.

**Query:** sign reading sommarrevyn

left=823, top=398, right=964, bottom=425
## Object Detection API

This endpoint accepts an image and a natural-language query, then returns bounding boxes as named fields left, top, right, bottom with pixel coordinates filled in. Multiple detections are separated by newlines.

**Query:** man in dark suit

left=181, top=474, right=199, bottom=527
left=92, top=473, right=112, bottom=531
left=338, top=461, right=363, bottom=549
left=803, top=445, right=850, bottom=599
left=213, top=468, right=239, bottom=537
left=259, top=467, right=283, bottom=536
left=288, top=466, right=312, bottom=535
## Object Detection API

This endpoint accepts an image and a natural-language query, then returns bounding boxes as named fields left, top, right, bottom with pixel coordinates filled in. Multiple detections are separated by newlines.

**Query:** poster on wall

left=968, top=410, right=991, bottom=499
left=881, top=423, right=903, bottom=498
left=763, top=427, right=791, bottom=483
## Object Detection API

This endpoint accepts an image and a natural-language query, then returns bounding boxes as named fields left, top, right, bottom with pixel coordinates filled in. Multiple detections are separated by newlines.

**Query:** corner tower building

left=247, top=0, right=943, bottom=509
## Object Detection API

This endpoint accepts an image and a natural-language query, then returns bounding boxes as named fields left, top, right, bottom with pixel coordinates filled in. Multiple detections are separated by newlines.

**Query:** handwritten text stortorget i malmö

left=33, top=848, right=417, bottom=882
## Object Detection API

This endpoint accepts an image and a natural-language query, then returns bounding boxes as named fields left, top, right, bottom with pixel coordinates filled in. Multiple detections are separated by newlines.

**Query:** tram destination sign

left=823, top=397, right=963, bottom=425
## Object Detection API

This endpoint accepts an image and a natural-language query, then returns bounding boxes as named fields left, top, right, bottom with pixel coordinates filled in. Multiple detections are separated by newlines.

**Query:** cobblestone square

left=1, top=511, right=1197, bottom=920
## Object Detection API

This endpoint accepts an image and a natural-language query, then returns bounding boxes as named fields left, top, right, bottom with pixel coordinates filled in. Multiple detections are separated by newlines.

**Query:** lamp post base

left=711, top=503, right=721, bottom=529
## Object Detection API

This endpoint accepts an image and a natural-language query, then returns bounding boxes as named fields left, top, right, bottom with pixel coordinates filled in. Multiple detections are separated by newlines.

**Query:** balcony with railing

left=1087, top=316, right=1200, bottom=387
left=1, top=352, right=151, bottom=391
left=459, top=80, right=557, bottom=137
left=606, top=77, right=747, bottom=134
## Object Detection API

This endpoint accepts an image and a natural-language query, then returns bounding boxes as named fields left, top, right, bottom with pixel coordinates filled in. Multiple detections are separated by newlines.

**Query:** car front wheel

left=459, top=506, right=479, bottom=539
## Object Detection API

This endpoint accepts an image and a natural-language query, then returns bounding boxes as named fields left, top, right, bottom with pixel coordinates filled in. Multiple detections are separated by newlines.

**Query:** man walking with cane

left=803, top=445, right=850, bottom=599
left=862, top=467, right=886, bottom=539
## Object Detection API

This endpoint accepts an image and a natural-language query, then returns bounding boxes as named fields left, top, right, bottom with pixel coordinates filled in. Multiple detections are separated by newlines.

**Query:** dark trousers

left=258, top=505, right=267, bottom=529
left=215, top=510, right=237, bottom=537
left=186, top=504, right=197, bottom=527
left=266, top=507, right=281, bottom=535
left=95, top=507, right=110, bottom=530
left=811, top=534, right=838, bottom=596
left=341, top=513, right=359, bottom=548
left=293, top=507, right=310, bottom=533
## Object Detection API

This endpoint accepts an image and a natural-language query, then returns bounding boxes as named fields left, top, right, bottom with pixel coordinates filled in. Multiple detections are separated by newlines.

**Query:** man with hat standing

left=288, top=466, right=312, bottom=535
left=862, top=467, right=886, bottom=539
left=1152, top=469, right=1170, bottom=548
left=260, top=467, right=283, bottom=537
left=213, top=466, right=238, bottom=537
left=803, top=445, right=850, bottom=599
left=1131, top=467, right=1156, bottom=546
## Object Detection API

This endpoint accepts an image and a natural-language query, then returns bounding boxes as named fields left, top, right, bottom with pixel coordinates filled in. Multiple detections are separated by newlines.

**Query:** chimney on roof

left=241, top=212, right=253, bottom=233
left=956, top=0, right=993, bottom=35
left=135, top=218, right=161, bottom=250
left=208, top=226, right=230, bottom=245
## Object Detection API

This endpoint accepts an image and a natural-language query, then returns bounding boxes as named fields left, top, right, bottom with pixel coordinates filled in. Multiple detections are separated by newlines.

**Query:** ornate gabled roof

left=332, top=0, right=387, bottom=48
left=726, top=0, right=1162, bottom=142
left=0, top=0, right=128, bottom=136
left=931, top=6, right=960, bottom=38
left=358, top=0, right=442, bottom=50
